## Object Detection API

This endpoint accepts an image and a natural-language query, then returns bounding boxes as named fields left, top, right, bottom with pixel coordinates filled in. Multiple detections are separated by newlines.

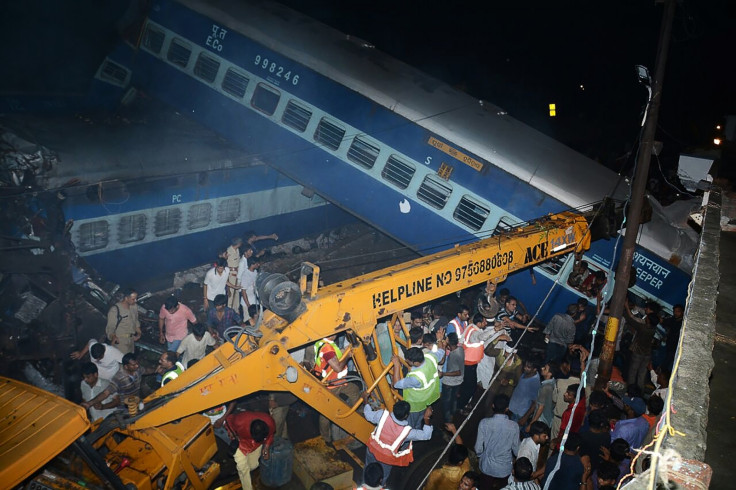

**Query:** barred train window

left=222, top=68, right=249, bottom=98
left=188, top=203, right=212, bottom=230
left=417, top=175, right=452, bottom=209
left=193, top=52, right=220, bottom=83
left=347, top=136, right=380, bottom=169
left=99, top=60, right=129, bottom=86
left=118, top=214, right=147, bottom=244
left=167, top=38, right=192, bottom=68
left=154, top=208, right=182, bottom=237
left=217, top=198, right=241, bottom=223
left=142, top=25, right=165, bottom=54
left=454, top=195, right=490, bottom=231
left=78, top=221, right=109, bottom=252
left=381, top=155, right=415, bottom=189
left=281, top=100, right=312, bottom=133
left=493, top=216, right=517, bottom=236
left=314, top=117, right=346, bottom=151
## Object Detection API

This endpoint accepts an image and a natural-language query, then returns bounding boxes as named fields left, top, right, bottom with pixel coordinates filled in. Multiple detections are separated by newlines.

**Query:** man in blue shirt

left=475, top=394, right=520, bottom=490
left=543, top=432, right=586, bottom=490
left=362, top=395, right=433, bottom=482
left=510, top=360, right=541, bottom=424
left=611, top=412, right=650, bottom=450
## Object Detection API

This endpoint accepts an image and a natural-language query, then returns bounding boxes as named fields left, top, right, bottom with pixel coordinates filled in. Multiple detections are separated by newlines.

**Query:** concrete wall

left=623, top=190, right=720, bottom=489
left=664, top=189, right=719, bottom=460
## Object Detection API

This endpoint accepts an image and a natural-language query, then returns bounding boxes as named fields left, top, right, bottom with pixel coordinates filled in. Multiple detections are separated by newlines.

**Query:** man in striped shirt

left=500, top=457, right=540, bottom=490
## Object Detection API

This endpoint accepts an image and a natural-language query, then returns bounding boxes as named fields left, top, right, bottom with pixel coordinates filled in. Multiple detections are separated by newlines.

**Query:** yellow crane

left=4, top=211, right=590, bottom=489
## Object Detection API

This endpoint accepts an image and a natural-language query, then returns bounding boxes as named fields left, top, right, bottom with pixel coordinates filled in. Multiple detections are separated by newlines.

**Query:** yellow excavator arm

left=132, top=211, right=590, bottom=445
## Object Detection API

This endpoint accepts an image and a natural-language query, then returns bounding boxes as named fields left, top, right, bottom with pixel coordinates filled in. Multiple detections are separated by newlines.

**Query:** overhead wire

left=414, top=174, right=627, bottom=489
left=541, top=70, right=656, bottom=488
left=282, top=201, right=609, bottom=281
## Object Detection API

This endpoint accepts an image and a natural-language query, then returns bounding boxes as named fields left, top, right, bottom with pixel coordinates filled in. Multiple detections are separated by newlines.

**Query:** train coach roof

left=181, top=0, right=630, bottom=208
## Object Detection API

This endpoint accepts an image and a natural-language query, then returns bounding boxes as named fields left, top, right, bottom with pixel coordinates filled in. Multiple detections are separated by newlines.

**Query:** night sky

left=278, top=0, right=736, bottom=173
left=2, top=0, right=734, bottom=174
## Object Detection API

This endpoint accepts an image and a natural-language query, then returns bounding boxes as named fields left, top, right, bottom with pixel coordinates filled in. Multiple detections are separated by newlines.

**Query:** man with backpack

left=106, top=288, right=142, bottom=354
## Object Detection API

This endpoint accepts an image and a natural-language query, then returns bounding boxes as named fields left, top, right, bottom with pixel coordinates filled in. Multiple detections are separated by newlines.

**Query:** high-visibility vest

left=366, top=410, right=414, bottom=467
left=448, top=318, right=467, bottom=339
left=462, top=324, right=484, bottom=365
left=161, top=362, right=185, bottom=386
left=314, top=338, right=347, bottom=384
left=404, top=354, right=440, bottom=412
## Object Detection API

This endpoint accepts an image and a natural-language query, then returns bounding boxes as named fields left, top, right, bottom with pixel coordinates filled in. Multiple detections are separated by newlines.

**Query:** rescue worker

left=446, top=305, right=471, bottom=343
left=361, top=393, right=433, bottom=482
left=105, top=288, right=142, bottom=355
left=157, top=350, right=185, bottom=386
left=458, top=313, right=507, bottom=409
left=313, top=334, right=360, bottom=442
left=392, top=347, right=441, bottom=428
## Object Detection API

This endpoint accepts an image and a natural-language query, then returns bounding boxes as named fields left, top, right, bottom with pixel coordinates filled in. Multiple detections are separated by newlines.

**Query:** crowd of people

left=67, top=231, right=680, bottom=490
left=345, top=278, right=677, bottom=490
left=69, top=231, right=280, bottom=489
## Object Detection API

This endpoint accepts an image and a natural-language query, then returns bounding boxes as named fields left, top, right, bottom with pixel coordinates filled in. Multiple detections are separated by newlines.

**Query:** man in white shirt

left=70, top=339, right=124, bottom=381
left=203, top=258, right=229, bottom=310
left=238, top=260, right=260, bottom=311
left=80, top=362, right=117, bottom=421
left=517, top=421, right=550, bottom=480
left=177, top=323, right=217, bottom=367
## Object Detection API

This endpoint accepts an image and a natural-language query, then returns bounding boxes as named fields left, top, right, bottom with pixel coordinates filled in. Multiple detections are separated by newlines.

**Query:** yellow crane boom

left=11, top=211, right=590, bottom=489
left=133, top=211, right=590, bottom=441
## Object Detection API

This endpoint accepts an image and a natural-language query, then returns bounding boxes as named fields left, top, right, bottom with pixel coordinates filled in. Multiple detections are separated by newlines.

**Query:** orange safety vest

left=462, top=324, right=484, bottom=365
left=366, top=410, right=414, bottom=467
left=314, top=339, right=347, bottom=385
left=448, top=318, right=466, bottom=338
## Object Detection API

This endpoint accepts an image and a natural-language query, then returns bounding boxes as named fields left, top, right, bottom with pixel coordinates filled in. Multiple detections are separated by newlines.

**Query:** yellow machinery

left=9, top=211, right=589, bottom=489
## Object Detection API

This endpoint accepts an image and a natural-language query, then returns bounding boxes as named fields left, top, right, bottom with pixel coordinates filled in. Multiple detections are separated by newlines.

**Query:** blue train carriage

left=17, top=107, right=356, bottom=287
left=112, top=0, right=691, bottom=319
left=63, top=166, right=354, bottom=286
left=501, top=238, right=691, bottom=322
left=128, top=1, right=628, bottom=243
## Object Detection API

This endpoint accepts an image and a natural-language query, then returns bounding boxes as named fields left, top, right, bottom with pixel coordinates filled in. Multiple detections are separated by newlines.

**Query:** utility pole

left=594, top=0, right=677, bottom=391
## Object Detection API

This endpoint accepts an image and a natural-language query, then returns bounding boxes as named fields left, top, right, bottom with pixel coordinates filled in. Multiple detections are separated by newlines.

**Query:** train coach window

left=282, top=100, right=312, bottom=132
left=381, top=155, right=415, bottom=189
left=142, top=24, right=165, bottom=54
left=217, top=198, right=241, bottom=223
left=167, top=38, right=192, bottom=68
left=493, top=216, right=517, bottom=236
left=118, top=214, right=147, bottom=244
left=222, top=68, right=250, bottom=98
left=154, top=208, right=182, bottom=237
left=251, top=83, right=280, bottom=116
left=98, top=60, right=130, bottom=87
left=538, top=256, right=565, bottom=276
left=347, top=136, right=380, bottom=169
left=193, top=52, right=220, bottom=83
left=314, top=117, right=346, bottom=151
left=78, top=221, right=109, bottom=252
left=453, top=195, right=490, bottom=231
left=187, top=203, right=212, bottom=230
left=417, top=175, right=452, bottom=209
